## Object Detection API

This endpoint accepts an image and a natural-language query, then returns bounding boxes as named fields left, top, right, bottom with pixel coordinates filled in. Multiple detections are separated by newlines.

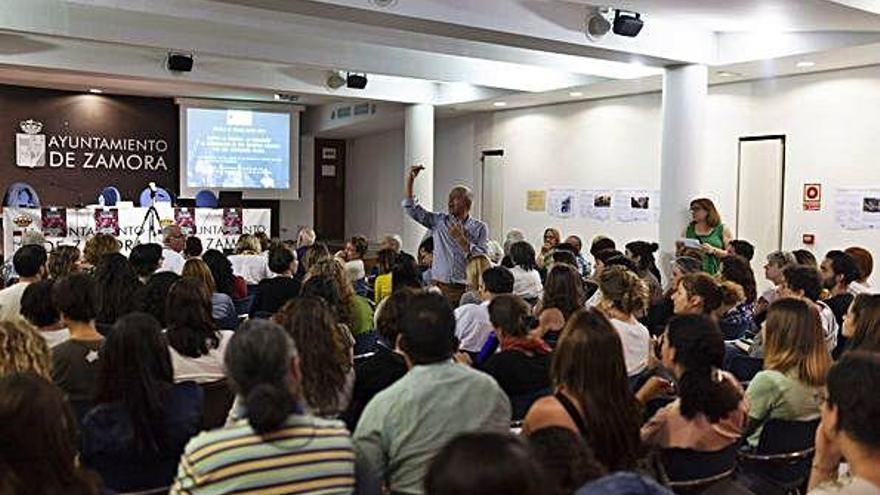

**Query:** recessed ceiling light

left=493, top=101, right=507, bottom=107
left=717, top=71, right=743, bottom=78
left=88, top=88, right=103, bottom=94
left=569, top=91, right=584, bottom=97
left=796, top=61, right=815, bottom=69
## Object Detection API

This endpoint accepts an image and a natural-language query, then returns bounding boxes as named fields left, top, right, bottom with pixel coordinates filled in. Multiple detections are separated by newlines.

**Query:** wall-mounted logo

left=16, top=119, right=46, bottom=168
left=12, top=213, right=34, bottom=228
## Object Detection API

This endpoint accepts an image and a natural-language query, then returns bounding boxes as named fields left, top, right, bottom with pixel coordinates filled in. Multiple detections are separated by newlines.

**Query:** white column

left=659, top=64, right=708, bottom=269
left=403, top=103, right=435, bottom=253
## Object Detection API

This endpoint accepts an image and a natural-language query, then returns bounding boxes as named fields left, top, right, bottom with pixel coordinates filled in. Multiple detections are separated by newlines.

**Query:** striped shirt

left=171, top=414, right=355, bottom=495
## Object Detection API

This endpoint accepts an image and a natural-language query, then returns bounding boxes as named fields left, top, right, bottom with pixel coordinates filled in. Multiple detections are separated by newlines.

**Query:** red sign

left=804, top=183, right=821, bottom=211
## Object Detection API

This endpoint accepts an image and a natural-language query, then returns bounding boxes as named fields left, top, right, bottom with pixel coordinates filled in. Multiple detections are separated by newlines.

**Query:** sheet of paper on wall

left=548, top=188, right=576, bottom=218
left=835, top=188, right=880, bottom=230
left=578, top=190, right=612, bottom=221
left=526, top=190, right=547, bottom=212
left=614, top=189, right=660, bottom=223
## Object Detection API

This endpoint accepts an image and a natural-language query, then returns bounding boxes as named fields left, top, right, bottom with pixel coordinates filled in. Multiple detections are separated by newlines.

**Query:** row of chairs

left=3, top=182, right=221, bottom=208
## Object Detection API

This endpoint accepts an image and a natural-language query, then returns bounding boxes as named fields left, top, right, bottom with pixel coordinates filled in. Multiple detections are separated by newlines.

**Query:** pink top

left=641, top=373, right=749, bottom=452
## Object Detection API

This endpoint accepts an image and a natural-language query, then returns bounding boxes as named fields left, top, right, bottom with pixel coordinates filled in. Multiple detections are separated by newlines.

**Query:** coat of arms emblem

left=16, top=119, right=46, bottom=168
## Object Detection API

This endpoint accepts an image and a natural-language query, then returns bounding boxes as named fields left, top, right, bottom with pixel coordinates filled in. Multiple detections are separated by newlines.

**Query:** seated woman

left=523, top=308, right=643, bottom=472
left=509, top=241, right=543, bottom=302
left=482, top=294, right=552, bottom=420
left=645, top=255, right=702, bottom=336
left=843, top=293, right=880, bottom=352
left=718, top=255, right=758, bottom=340
left=202, top=249, right=247, bottom=300
left=136, top=271, right=181, bottom=327
left=596, top=266, right=651, bottom=378
left=670, top=272, right=728, bottom=318
left=625, top=241, right=663, bottom=304
left=227, top=234, right=271, bottom=285
left=251, top=244, right=301, bottom=316
left=182, top=258, right=238, bottom=328
left=743, top=298, right=829, bottom=449
left=165, top=278, right=234, bottom=384
left=308, top=257, right=374, bottom=337
left=373, top=247, right=397, bottom=304
left=0, top=319, right=52, bottom=379
left=638, top=314, right=748, bottom=452
left=0, top=373, right=104, bottom=494
left=81, top=313, right=203, bottom=493
left=534, top=264, right=585, bottom=347
left=459, top=254, right=492, bottom=306
left=274, top=297, right=354, bottom=418
left=94, top=253, right=143, bottom=326
left=172, top=320, right=356, bottom=494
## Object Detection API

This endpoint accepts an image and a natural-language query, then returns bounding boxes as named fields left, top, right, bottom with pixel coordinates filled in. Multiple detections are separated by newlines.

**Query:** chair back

left=195, top=190, right=219, bottom=208
left=659, top=444, right=738, bottom=492
left=756, top=419, right=819, bottom=455
left=199, top=379, right=235, bottom=430
left=233, top=295, right=255, bottom=316
left=729, top=356, right=763, bottom=383
left=739, top=418, right=820, bottom=492
left=4, top=182, right=40, bottom=208
left=99, top=186, right=122, bottom=206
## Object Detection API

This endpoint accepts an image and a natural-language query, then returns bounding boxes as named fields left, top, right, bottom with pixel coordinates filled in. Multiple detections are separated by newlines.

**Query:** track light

left=612, top=10, right=644, bottom=37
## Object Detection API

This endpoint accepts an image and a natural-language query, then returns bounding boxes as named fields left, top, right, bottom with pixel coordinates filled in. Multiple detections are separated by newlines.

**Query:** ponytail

left=680, top=273, right=724, bottom=315
left=598, top=266, right=649, bottom=316
left=244, top=382, right=293, bottom=434
left=667, top=315, right=742, bottom=422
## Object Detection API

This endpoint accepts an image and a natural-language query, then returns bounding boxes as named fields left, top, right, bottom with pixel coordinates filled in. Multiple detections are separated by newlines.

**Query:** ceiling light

left=88, top=88, right=103, bottom=94
left=493, top=102, right=507, bottom=107
left=569, top=91, right=584, bottom=97
left=716, top=71, right=740, bottom=78
left=796, top=61, right=815, bottom=69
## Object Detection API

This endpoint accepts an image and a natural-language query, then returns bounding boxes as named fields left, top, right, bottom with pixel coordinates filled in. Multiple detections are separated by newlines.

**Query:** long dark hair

left=274, top=297, right=351, bottom=416
left=202, top=249, right=236, bottom=297
left=135, top=272, right=180, bottom=327
left=510, top=241, right=538, bottom=271
left=225, top=320, right=298, bottom=434
left=666, top=314, right=742, bottom=422
left=550, top=308, right=642, bottom=471
left=94, top=253, right=143, bottom=324
left=625, top=241, right=661, bottom=284
left=541, top=264, right=585, bottom=320
left=94, top=313, right=173, bottom=453
left=720, top=255, right=757, bottom=304
left=0, top=373, right=101, bottom=495
left=165, top=278, right=220, bottom=358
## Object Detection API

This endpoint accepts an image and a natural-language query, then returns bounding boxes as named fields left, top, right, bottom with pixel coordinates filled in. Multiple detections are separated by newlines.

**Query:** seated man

left=808, top=352, right=880, bottom=494
left=453, top=266, right=514, bottom=356
left=251, top=244, right=301, bottom=316
left=354, top=292, right=511, bottom=495
left=0, top=243, right=47, bottom=321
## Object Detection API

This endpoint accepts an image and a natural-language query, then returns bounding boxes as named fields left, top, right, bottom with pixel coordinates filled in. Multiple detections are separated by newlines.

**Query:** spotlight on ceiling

left=584, top=6, right=612, bottom=41
left=346, top=73, right=368, bottom=90
left=796, top=61, right=815, bottom=69
left=612, top=10, right=644, bottom=37
left=326, top=71, right=346, bottom=90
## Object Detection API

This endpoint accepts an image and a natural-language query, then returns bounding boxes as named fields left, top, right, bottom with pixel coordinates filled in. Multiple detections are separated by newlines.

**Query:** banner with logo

left=41, top=207, right=67, bottom=237
left=3, top=206, right=270, bottom=260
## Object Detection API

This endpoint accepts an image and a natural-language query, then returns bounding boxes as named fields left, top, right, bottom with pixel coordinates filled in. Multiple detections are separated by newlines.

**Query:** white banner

left=3, top=205, right=270, bottom=260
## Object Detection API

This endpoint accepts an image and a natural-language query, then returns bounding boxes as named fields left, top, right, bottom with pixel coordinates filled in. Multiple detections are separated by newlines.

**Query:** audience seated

left=251, top=244, right=301, bottom=316
left=354, top=292, right=510, bottom=494
left=0, top=373, right=104, bottom=494
left=807, top=352, right=880, bottom=494
left=81, top=312, right=203, bottom=492
left=20, top=280, right=69, bottom=348
left=308, top=257, right=374, bottom=336
left=727, top=239, right=756, bottom=261
left=842, top=294, right=880, bottom=353
left=755, top=250, right=797, bottom=322
left=718, top=255, right=758, bottom=339
left=129, top=242, right=163, bottom=282
left=0, top=319, right=51, bottom=379
left=425, top=432, right=545, bottom=495
left=228, top=234, right=271, bottom=285
left=528, top=426, right=606, bottom=495
left=135, top=271, right=180, bottom=327
left=82, top=232, right=120, bottom=271
left=94, top=252, right=143, bottom=326
left=509, top=240, right=543, bottom=301
left=165, top=278, right=233, bottom=384
left=538, top=227, right=562, bottom=270
left=596, top=265, right=651, bottom=377
left=536, top=264, right=586, bottom=346
left=781, top=265, right=839, bottom=351
left=638, top=314, right=748, bottom=452
left=335, top=234, right=369, bottom=291
left=625, top=241, right=663, bottom=303
left=844, top=246, right=873, bottom=295
left=524, top=308, right=642, bottom=472
left=670, top=272, right=726, bottom=317
left=454, top=266, right=514, bottom=355
left=590, top=236, right=616, bottom=265
left=47, top=244, right=82, bottom=280
left=417, top=237, right=436, bottom=285
left=565, top=234, right=592, bottom=278
left=50, top=274, right=104, bottom=410
left=373, top=247, right=397, bottom=304
left=645, top=255, right=702, bottom=335
left=459, top=254, right=491, bottom=306
left=482, top=294, right=551, bottom=419
left=160, top=225, right=187, bottom=275
left=294, top=226, right=317, bottom=277
left=202, top=249, right=247, bottom=300
left=0, top=244, right=46, bottom=321
left=184, top=235, right=203, bottom=259
left=794, top=249, right=819, bottom=268
left=744, top=298, right=830, bottom=448
left=273, top=297, right=354, bottom=418
left=171, top=320, right=356, bottom=494
left=182, top=258, right=238, bottom=329
left=821, top=250, right=859, bottom=329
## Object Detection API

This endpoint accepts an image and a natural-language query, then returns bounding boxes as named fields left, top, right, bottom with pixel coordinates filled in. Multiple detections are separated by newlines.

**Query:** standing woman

left=684, top=198, right=732, bottom=275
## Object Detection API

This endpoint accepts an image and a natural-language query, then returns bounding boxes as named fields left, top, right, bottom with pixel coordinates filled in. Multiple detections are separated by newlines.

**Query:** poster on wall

left=526, top=190, right=547, bottom=212
left=222, top=208, right=243, bottom=236
left=835, top=188, right=880, bottom=230
left=41, top=208, right=67, bottom=237
left=803, top=183, right=822, bottom=211
left=93, top=208, right=120, bottom=236
left=174, top=208, right=197, bottom=236
left=547, top=189, right=576, bottom=218
left=578, top=190, right=613, bottom=221
left=613, top=189, right=660, bottom=223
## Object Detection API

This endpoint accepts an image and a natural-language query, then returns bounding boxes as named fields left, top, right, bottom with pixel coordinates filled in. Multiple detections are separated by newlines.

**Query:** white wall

left=341, top=65, right=880, bottom=286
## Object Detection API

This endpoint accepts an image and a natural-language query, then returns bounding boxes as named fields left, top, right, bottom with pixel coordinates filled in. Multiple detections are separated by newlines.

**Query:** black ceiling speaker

left=346, top=73, right=368, bottom=89
left=612, top=10, right=643, bottom=37
left=167, top=53, right=194, bottom=72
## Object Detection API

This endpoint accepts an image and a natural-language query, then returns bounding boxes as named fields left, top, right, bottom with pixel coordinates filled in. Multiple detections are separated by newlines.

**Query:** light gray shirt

left=353, top=360, right=511, bottom=494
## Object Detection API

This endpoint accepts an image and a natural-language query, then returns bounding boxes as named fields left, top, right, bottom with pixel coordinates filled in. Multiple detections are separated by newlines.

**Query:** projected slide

left=186, top=108, right=290, bottom=189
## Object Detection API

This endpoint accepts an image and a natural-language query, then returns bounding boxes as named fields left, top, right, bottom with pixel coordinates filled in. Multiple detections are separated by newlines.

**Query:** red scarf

left=500, top=335, right=552, bottom=356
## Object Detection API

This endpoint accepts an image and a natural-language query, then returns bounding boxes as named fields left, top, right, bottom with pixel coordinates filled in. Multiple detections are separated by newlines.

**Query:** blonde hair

left=598, top=265, right=649, bottom=316
left=83, top=233, right=120, bottom=266
left=235, top=234, right=261, bottom=255
left=465, top=255, right=492, bottom=291
left=0, top=320, right=51, bottom=379
left=764, top=298, right=830, bottom=387
left=182, top=258, right=217, bottom=293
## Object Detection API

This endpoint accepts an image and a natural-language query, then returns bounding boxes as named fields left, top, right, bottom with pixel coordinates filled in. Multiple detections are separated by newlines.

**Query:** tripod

left=136, top=192, right=162, bottom=243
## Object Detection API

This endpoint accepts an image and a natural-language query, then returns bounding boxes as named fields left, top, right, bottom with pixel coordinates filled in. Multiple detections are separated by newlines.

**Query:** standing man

left=403, top=165, right=488, bottom=306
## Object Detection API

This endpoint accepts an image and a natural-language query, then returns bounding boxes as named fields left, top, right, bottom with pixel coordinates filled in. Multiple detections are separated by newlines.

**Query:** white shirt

left=610, top=318, right=651, bottom=377
left=585, top=289, right=602, bottom=308
left=40, top=328, right=70, bottom=348
left=510, top=266, right=543, bottom=300
left=817, top=301, right=839, bottom=352
left=159, top=247, right=186, bottom=275
left=849, top=281, right=875, bottom=296
left=0, top=282, right=31, bottom=322
left=168, top=329, right=234, bottom=384
left=809, top=476, right=880, bottom=495
left=344, top=259, right=366, bottom=282
left=453, top=300, right=493, bottom=353
left=228, top=254, right=272, bottom=285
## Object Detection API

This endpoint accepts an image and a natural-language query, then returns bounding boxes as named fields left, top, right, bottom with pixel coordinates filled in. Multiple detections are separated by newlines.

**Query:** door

left=314, top=139, right=346, bottom=241
left=481, top=150, right=504, bottom=242
left=737, top=136, right=785, bottom=292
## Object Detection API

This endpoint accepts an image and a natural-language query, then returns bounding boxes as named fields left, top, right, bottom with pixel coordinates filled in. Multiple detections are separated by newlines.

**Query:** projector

left=346, top=73, right=368, bottom=90
left=612, top=10, right=643, bottom=37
